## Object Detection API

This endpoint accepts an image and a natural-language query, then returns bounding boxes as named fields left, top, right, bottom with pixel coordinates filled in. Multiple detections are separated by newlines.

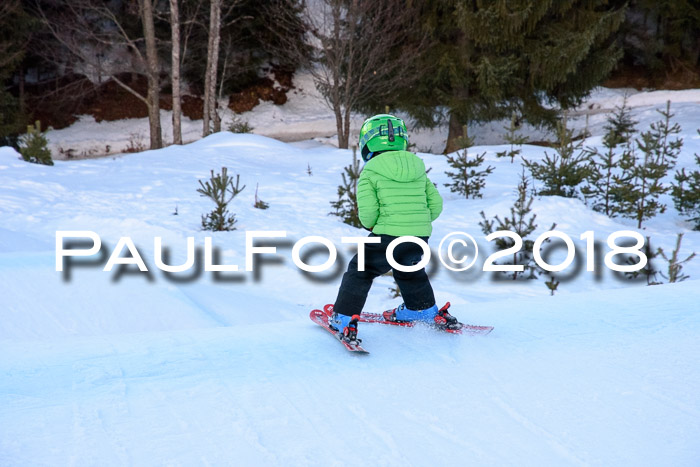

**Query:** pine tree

left=444, top=130, right=494, bottom=199
left=672, top=165, right=700, bottom=216
left=607, top=147, right=637, bottom=217
left=0, top=1, right=32, bottom=146
left=671, top=137, right=700, bottom=230
left=582, top=98, right=637, bottom=215
left=330, top=147, right=362, bottom=228
left=524, top=118, right=591, bottom=198
left=623, top=134, right=669, bottom=228
left=657, top=233, right=696, bottom=283
left=496, top=112, right=528, bottom=164
left=617, top=104, right=683, bottom=228
left=647, top=101, right=683, bottom=170
left=479, top=170, right=556, bottom=280
left=621, top=0, right=700, bottom=79
left=19, top=121, right=53, bottom=166
left=605, top=96, right=637, bottom=146
left=227, top=115, right=254, bottom=133
left=197, top=167, right=245, bottom=231
left=395, top=1, right=627, bottom=153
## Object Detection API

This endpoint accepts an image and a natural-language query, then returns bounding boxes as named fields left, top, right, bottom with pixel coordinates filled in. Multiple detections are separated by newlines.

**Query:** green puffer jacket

left=357, top=150, right=443, bottom=236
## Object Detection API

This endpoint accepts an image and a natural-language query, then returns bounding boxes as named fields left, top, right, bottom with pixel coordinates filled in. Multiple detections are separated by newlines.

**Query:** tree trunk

left=202, top=2, right=213, bottom=135
left=343, top=106, right=352, bottom=150
left=334, top=103, right=347, bottom=149
left=213, top=103, right=221, bottom=133
left=208, top=0, right=221, bottom=134
left=141, top=0, right=163, bottom=149
left=203, top=0, right=221, bottom=137
left=444, top=113, right=466, bottom=154
left=170, top=0, right=182, bottom=145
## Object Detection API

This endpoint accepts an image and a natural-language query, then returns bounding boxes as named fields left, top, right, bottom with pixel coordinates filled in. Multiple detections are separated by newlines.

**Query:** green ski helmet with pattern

left=358, top=114, right=409, bottom=162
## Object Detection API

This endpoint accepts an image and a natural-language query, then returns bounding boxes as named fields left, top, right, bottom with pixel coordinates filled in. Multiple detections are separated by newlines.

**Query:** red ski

left=310, top=308, right=369, bottom=354
left=322, top=304, right=493, bottom=336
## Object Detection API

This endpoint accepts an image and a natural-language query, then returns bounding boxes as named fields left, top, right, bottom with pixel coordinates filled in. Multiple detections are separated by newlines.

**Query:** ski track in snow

left=1, top=91, right=700, bottom=465
left=1, top=282, right=699, bottom=465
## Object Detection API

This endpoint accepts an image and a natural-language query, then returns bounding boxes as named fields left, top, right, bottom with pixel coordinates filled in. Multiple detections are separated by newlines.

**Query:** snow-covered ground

left=43, top=71, right=700, bottom=157
left=2, top=281, right=698, bottom=465
left=1, top=86, right=700, bottom=465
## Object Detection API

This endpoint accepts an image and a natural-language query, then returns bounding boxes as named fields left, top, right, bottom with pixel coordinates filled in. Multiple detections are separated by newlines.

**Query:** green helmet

left=358, top=114, right=409, bottom=162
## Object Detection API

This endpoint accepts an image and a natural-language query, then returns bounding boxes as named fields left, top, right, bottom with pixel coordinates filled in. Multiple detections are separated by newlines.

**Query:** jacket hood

left=363, top=151, right=426, bottom=182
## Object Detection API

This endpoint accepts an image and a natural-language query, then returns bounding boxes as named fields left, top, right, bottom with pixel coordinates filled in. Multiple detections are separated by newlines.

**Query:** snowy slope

left=1, top=282, right=699, bottom=465
left=1, top=94, right=700, bottom=465
left=2, top=130, right=699, bottom=339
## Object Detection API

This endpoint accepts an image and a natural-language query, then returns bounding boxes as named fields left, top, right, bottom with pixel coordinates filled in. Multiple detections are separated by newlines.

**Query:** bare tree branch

left=111, top=75, right=150, bottom=106
left=267, top=0, right=426, bottom=148
left=33, top=0, right=163, bottom=149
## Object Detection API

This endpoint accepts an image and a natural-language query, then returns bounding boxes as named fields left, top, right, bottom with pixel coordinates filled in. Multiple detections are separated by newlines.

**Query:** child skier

left=330, top=114, right=460, bottom=343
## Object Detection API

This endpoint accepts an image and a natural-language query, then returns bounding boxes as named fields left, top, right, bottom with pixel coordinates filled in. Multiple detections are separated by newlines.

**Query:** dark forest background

left=1, top=0, right=698, bottom=151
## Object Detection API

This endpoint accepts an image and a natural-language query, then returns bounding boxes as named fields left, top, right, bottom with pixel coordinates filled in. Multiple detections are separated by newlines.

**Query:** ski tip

left=310, top=308, right=325, bottom=319
left=345, top=344, right=370, bottom=354
left=454, top=325, right=494, bottom=336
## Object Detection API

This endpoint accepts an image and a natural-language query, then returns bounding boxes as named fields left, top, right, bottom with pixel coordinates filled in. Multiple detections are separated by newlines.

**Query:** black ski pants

left=333, top=233, right=436, bottom=317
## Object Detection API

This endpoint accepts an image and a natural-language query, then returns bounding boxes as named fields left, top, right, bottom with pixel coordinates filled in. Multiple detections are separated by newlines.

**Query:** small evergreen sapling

left=671, top=131, right=700, bottom=230
left=648, top=101, right=682, bottom=170
left=496, top=112, right=529, bottom=164
left=545, top=276, right=560, bottom=296
left=621, top=140, right=666, bottom=228
left=524, top=118, right=590, bottom=198
left=479, top=171, right=556, bottom=280
left=657, top=233, right=696, bottom=283
left=582, top=98, right=637, bottom=216
left=330, top=147, right=362, bottom=228
left=672, top=163, right=700, bottom=223
left=605, top=96, right=637, bottom=147
left=19, top=121, right=53, bottom=166
left=608, top=148, right=637, bottom=216
left=621, top=103, right=683, bottom=228
left=444, top=129, right=494, bottom=199
left=227, top=115, right=254, bottom=133
left=254, top=183, right=269, bottom=209
left=197, top=167, right=246, bottom=231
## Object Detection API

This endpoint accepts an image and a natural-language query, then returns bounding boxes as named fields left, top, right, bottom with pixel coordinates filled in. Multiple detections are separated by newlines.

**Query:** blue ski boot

left=383, top=302, right=438, bottom=323
left=329, top=313, right=361, bottom=343
left=384, top=302, right=461, bottom=329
